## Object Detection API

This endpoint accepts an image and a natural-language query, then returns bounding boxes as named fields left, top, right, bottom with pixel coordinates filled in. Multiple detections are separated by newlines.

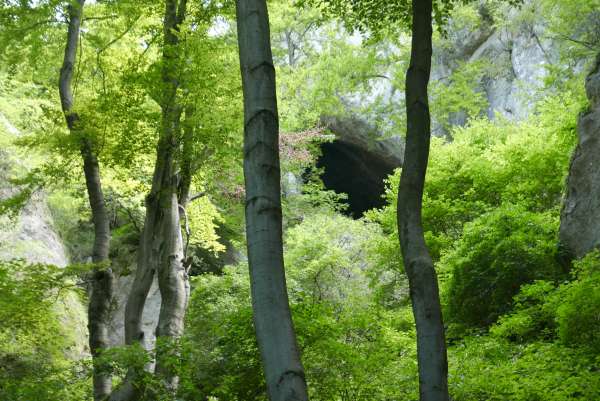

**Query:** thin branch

left=12, top=18, right=65, bottom=35
left=188, top=192, right=206, bottom=203
left=116, top=200, right=141, bottom=234
left=531, top=31, right=550, bottom=61
left=96, top=15, right=142, bottom=55
left=83, top=15, right=119, bottom=22
left=551, top=33, right=596, bottom=50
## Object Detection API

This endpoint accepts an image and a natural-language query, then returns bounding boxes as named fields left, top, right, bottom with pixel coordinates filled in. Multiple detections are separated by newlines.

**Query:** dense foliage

left=0, top=0, right=599, bottom=400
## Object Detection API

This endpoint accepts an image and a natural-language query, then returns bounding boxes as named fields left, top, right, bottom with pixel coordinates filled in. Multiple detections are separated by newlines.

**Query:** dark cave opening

left=316, top=140, right=399, bottom=218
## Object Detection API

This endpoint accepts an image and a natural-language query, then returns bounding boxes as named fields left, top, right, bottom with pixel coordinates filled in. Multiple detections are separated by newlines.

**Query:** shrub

left=443, top=204, right=564, bottom=329
left=491, top=280, right=557, bottom=341
left=449, top=337, right=600, bottom=401
left=555, top=252, right=600, bottom=352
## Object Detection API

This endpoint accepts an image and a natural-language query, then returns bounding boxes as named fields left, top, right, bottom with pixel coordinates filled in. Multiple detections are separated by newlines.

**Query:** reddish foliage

left=279, top=127, right=331, bottom=165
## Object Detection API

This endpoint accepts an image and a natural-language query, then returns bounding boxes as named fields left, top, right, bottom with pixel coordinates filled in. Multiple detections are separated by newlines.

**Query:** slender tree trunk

left=178, top=103, right=196, bottom=207
left=59, top=1, right=113, bottom=400
left=236, top=2, right=309, bottom=401
left=397, top=1, right=449, bottom=401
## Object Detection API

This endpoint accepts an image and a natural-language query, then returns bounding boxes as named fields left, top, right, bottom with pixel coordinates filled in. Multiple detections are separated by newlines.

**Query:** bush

left=0, top=260, right=91, bottom=400
left=183, top=214, right=419, bottom=401
left=491, top=251, right=600, bottom=352
left=443, top=204, right=564, bottom=329
left=491, top=280, right=557, bottom=341
left=449, top=337, right=600, bottom=401
left=554, top=252, right=600, bottom=352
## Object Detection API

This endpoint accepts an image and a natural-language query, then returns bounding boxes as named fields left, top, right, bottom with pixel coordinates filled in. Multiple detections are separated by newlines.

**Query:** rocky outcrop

left=0, top=113, right=88, bottom=358
left=315, top=3, right=556, bottom=215
left=468, top=22, right=553, bottom=121
left=559, top=56, right=600, bottom=259
left=0, top=118, right=69, bottom=266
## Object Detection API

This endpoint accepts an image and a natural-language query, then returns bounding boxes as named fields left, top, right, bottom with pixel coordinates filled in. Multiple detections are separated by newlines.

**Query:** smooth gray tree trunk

left=152, top=1, right=189, bottom=391
left=112, top=1, right=189, bottom=399
left=59, top=1, right=113, bottom=400
left=236, top=1, right=309, bottom=400
left=397, top=1, right=450, bottom=401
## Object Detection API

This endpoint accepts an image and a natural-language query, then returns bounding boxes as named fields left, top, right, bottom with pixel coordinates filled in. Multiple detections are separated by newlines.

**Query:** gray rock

left=282, top=171, right=301, bottom=197
left=560, top=59, right=600, bottom=259
left=321, top=115, right=404, bottom=166
left=0, top=113, right=88, bottom=358
left=0, top=116, right=68, bottom=267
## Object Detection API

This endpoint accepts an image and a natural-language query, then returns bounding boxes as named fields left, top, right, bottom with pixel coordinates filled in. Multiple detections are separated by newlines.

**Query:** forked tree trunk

left=58, top=1, right=113, bottom=400
left=397, top=1, right=449, bottom=401
left=153, top=3, right=190, bottom=389
left=236, top=1, right=309, bottom=400
left=113, top=1, right=189, bottom=398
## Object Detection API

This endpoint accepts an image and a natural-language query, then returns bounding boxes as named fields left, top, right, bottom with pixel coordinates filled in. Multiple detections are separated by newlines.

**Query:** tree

left=396, top=1, right=449, bottom=400
left=235, top=1, right=310, bottom=400
left=58, top=1, right=114, bottom=399
left=113, top=0, right=190, bottom=398
left=299, top=0, right=449, bottom=399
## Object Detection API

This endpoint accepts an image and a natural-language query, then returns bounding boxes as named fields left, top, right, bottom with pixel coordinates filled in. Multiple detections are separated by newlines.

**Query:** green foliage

left=540, top=0, right=600, bottom=61
left=430, top=60, right=490, bottom=131
left=183, top=214, right=419, bottom=401
left=0, top=259, right=91, bottom=400
left=442, top=204, right=563, bottom=329
left=368, top=89, right=582, bottom=262
left=490, top=280, right=557, bottom=341
left=449, top=337, right=600, bottom=401
left=185, top=265, right=263, bottom=400
left=554, top=252, right=600, bottom=351
left=302, top=0, right=461, bottom=36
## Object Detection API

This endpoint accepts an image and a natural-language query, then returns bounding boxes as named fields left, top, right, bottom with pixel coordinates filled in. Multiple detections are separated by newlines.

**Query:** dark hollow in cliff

left=317, top=140, right=398, bottom=218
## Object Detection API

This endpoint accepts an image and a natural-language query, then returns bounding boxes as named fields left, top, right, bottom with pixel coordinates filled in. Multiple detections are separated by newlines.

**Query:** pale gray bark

left=112, top=1, right=189, bottom=398
left=58, top=1, right=113, bottom=400
left=153, top=1, right=189, bottom=390
left=397, top=1, right=449, bottom=401
left=236, top=1, right=309, bottom=400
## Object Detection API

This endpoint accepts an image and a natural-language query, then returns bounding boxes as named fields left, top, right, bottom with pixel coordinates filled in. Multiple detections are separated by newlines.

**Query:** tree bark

left=153, top=1, right=189, bottom=391
left=114, top=1, right=189, bottom=398
left=236, top=1, right=309, bottom=401
left=59, top=1, right=113, bottom=400
left=397, top=1, right=449, bottom=401
left=178, top=103, right=196, bottom=207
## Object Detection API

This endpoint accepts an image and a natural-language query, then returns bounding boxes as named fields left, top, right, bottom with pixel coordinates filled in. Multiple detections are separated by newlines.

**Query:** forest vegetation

left=0, top=0, right=599, bottom=400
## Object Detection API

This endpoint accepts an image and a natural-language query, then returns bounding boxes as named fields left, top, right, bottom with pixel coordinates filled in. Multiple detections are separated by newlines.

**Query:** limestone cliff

left=560, top=56, right=600, bottom=259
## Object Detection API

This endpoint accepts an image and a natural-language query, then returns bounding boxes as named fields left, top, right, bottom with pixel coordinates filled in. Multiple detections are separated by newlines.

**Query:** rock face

left=559, top=56, right=600, bottom=259
left=0, top=114, right=88, bottom=358
left=315, top=3, right=555, bottom=215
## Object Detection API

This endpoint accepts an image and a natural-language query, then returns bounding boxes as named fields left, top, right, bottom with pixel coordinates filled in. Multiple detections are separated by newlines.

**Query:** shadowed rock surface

left=560, top=56, right=600, bottom=259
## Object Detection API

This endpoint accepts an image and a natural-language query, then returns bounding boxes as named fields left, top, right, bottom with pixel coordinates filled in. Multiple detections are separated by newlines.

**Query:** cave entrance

left=316, top=140, right=399, bottom=218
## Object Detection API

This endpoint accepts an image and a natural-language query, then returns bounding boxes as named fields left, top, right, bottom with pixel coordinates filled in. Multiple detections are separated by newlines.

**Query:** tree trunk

left=153, top=1, right=189, bottom=391
left=115, top=1, right=189, bottom=397
left=178, top=103, right=196, bottom=207
left=396, top=1, right=449, bottom=401
left=59, top=2, right=113, bottom=400
left=236, top=1, right=309, bottom=401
